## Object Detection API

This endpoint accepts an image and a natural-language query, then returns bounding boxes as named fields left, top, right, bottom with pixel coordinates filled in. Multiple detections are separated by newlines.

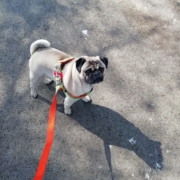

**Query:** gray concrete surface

left=0, top=0, right=180, bottom=179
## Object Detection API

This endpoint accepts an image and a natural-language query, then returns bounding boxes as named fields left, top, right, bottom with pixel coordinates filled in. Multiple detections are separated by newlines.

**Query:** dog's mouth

left=85, top=71, right=104, bottom=84
left=90, top=76, right=104, bottom=84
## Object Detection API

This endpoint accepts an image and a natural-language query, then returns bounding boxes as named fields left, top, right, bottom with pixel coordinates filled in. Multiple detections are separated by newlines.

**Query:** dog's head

left=76, top=56, right=108, bottom=84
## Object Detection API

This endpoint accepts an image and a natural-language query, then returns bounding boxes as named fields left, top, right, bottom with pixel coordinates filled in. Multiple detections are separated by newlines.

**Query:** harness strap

left=64, top=89, right=90, bottom=99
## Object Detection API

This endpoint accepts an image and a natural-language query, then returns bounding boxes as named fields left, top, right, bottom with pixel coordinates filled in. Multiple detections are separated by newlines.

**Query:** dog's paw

left=82, top=95, right=92, bottom=103
left=31, top=91, right=38, bottom=98
left=64, top=108, right=72, bottom=115
left=32, top=94, right=38, bottom=98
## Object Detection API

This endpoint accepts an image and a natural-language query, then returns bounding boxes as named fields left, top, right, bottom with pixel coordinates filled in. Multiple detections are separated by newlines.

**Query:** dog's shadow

left=71, top=101, right=163, bottom=172
left=38, top=93, right=163, bottom=178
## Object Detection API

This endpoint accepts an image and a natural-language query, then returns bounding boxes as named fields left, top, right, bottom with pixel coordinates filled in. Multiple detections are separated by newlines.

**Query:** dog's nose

left=92, top=72, right=104, bottom=83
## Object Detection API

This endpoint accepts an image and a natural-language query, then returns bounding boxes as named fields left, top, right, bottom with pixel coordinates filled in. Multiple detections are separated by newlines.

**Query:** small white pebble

left=129, top=137, right=137, bottom=145
left=155, top=163, right=162, bottom=170
left=82, top=30, right=88, bottom=36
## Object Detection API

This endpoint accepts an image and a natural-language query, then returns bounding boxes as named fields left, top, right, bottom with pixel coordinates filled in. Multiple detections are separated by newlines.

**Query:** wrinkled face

left=76, top=56, right=108, bottom=84
left=84, top=60, right=105, bottom=84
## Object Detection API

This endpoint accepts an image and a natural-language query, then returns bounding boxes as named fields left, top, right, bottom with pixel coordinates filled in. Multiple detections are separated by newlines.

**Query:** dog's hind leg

left=30, top=72, right=40, bottom=98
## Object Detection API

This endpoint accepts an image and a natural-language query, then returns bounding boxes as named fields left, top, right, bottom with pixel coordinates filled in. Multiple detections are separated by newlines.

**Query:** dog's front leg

left=64, top=96, right=77, bottom=115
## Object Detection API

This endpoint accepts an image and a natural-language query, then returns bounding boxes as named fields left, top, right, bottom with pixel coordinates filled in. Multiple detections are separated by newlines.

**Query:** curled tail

left=30, top=39, right=50, bottom=55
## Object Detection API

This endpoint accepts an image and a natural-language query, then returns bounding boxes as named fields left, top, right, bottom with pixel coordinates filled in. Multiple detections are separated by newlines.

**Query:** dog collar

left=54, top=57, right=92, bottom=99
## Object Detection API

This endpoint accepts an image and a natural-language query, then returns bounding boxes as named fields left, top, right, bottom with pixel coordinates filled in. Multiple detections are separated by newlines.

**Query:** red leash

left=34, top=94, right=57, bottom=180
left=33, top=57, right=89, bottom=179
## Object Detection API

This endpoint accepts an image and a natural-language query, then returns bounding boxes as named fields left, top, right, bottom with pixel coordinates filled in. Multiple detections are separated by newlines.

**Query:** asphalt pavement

left=0, top=0, right=180, bottom=179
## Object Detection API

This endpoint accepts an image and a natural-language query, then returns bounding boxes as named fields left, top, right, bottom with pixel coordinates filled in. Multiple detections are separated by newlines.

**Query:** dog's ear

left=76, top=58, right=86, bottom=73
left=100, top=57, right=108, bottom=68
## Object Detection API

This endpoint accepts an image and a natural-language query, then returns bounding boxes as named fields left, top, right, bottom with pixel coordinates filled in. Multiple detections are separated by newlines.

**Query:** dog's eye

left=99, top=67, right=104, bottom=73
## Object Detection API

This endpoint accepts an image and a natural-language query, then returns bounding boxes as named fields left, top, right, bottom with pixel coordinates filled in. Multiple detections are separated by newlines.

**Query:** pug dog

left=29, top=39, right=108, bottom=115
